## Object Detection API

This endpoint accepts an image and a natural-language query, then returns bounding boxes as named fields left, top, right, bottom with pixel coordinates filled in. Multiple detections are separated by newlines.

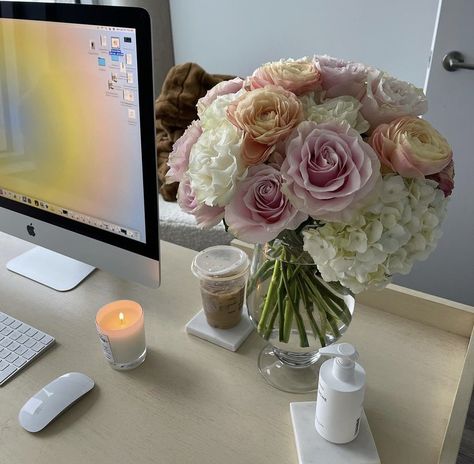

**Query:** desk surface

left=0, top=232, right=472, bottom=464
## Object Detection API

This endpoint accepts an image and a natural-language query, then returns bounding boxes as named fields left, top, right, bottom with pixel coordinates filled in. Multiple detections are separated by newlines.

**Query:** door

left=394, top=0, right=474, bottom=306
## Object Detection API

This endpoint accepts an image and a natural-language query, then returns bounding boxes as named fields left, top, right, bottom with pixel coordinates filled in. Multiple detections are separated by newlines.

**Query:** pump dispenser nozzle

left=319, top=343, right=359, bottom=383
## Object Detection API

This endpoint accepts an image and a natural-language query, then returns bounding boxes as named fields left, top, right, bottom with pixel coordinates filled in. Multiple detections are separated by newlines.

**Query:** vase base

left=257, top=344, right=322, bottom=393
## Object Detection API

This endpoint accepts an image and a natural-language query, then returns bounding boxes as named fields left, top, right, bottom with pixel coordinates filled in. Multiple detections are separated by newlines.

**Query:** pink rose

left=197, top=77, right=244, bottom=114
left=314, top=55, right=371, bottom=100
left=177, top=177, right=224, bottom=228
left=369, top=116, right=452, bottom=178
left=225, top=165, right=307, bottom=243
left=248, top=58, right=322, bottom=95
left=281, top=121, right=381, bottom=221
left=166, top=121, right=202, bottom=184
left=361, top=70, right=428, bottom=127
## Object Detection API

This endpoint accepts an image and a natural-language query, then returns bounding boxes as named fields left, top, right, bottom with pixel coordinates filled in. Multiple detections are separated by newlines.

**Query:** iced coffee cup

left=191, top=246, right=249, bottom=330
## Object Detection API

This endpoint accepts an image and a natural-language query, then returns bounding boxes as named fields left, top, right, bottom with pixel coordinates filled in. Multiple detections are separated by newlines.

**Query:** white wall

left=170, top=0, right=438, bottom=88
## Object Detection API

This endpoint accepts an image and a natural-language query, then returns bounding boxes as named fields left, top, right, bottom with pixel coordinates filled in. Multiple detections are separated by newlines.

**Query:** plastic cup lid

left=191, top=245, right=249, bottom=280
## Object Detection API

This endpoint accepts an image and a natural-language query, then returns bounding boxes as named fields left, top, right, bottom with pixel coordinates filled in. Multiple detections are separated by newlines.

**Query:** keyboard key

left=1, top=327, right=13, bottom=336
left=23, top=349, right=36, bottom=360
left=17, top=334, right=29, bottom=344
left=26, top=328, right=38, bottom=337
left=24, top=339, right=36, bottom=349
left=32, top=342, right=45, bottom=352
left=41, top=335, right=54, bottom=345
left=0, top=364, right=17, bottom=384
left=17, top=324, right=30, bottom=334
left=13, top=357, right=27, bottom=368
left=9, top=331, right=21, bottom=340
left=3, top=317, right=14, bottom=326
left=6, top=352, right=18, bottom=363
left=9, top=320, right=21, bottom=329
left=0, top=311, right=54, bottom=385
left=8, top=341, right=20, bottom=352
left=33, top=332, right=45, bottom=342
left=0, top=338, right=12, bottom=348
left=14, top=345, right=27, bottom=356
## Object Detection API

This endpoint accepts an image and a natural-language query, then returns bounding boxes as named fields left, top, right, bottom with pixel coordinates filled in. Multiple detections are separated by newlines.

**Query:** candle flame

left=119, top=312, right=125, bottom=325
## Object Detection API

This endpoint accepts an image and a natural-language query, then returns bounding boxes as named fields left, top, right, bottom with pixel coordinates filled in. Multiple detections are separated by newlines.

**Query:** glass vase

left=246, top=231, right=355, bottom=393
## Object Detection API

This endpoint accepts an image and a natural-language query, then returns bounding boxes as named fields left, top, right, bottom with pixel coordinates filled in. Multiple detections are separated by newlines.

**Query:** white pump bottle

left=315, top=343, right=366, bottom=444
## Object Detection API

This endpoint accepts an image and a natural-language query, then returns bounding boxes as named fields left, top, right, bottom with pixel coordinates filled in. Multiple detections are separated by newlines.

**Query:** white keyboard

left=0, top=312, right=55, bottom=386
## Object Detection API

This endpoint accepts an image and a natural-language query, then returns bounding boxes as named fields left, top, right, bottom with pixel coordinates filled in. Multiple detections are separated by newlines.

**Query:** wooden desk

left=0, top=232, right=472, bottom=464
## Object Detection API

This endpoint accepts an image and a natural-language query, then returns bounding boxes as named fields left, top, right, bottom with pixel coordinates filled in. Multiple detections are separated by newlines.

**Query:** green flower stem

left=278, top=280, right=286, bottom=342
left=246, top=258, right=274, bottom=296
left=299, top=272, right=332, bottom=338
left=321, top=292, right=352, bottom=327
left=298, top=278, right=326, bottom=347
left=282, top=298, right=294, bottom=343
left=263, top=270, right=285, bottom=340
left=281, top=263, right=309, bottom=347
left=263, top=300, right=280, bottom=340
left=326, top=312, right=341, bottom=339
left=257, top=260, right=281, bottom=334
left=314, top=280, right=352, bottom=326
left=304, top=275, right=342, bottom=339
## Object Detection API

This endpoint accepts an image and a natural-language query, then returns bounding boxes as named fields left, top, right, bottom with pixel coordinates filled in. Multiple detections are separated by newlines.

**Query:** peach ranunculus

left=247, top=58, right=322, bottom=96
left=369, top=116, right=452, bottom=178
left=227, top=85, right=303, bottom=165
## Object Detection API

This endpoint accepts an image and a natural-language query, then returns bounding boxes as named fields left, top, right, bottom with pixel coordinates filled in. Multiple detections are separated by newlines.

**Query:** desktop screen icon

left=111, top=37, right=120, bottom=49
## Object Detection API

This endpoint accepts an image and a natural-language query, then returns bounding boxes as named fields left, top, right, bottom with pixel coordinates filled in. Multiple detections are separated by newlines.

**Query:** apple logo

left=26, top=223, right=35, bottom=237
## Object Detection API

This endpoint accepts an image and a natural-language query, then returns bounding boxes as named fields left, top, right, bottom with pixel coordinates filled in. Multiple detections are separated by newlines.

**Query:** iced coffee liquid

left=200, top=282, right=245, bottom=329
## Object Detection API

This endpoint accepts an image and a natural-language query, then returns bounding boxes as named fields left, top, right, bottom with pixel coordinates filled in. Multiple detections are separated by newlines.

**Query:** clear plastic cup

left=191, top=246, right=249, bottom=329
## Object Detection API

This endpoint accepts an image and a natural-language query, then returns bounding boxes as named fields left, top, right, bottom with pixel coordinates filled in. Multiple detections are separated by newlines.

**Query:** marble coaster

left=290, top=402, right=380, bottom=464
left=185, top=307, right=254, bottom=352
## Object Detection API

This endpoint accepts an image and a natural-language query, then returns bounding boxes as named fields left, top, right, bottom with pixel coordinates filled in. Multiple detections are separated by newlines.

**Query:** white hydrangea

left=187, top=120, right=245, bottom=207
left=198, top=90, right=245, bottom=130
left=303, top=175, right=448, bottom=293
left=300, top=94, right=370, bottom=133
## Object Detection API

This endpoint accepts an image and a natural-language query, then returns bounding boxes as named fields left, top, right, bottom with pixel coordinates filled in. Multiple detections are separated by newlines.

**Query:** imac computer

left=0, top=2, right=160, bottom=290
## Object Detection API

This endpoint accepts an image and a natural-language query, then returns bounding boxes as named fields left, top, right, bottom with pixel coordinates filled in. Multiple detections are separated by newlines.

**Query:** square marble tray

left=290, top=402, right=380, bottom=464
left=185, top=307, right=254, bottom=351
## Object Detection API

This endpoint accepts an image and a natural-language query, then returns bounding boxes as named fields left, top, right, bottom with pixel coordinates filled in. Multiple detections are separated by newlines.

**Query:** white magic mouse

left=18, top=372, right=94, bottom=432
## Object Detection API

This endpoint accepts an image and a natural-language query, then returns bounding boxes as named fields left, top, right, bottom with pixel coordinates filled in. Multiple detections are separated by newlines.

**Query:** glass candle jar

left=96, top=300, right=146, bottom=370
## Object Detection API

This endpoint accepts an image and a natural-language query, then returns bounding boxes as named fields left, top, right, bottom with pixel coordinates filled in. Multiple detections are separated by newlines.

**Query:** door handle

left=442, top=51, right=474, bottom=71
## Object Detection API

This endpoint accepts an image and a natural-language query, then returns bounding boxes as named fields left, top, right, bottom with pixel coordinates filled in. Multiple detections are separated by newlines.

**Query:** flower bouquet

left=167, top=55, right=453, bottom=391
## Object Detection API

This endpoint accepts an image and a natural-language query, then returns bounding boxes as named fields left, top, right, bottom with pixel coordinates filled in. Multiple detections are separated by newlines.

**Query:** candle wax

left=96, top=300, right=146, bottom=365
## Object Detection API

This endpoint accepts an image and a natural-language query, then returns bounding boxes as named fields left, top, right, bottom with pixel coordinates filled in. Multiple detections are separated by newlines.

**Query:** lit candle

left=96, top=300, right=146, bottom=370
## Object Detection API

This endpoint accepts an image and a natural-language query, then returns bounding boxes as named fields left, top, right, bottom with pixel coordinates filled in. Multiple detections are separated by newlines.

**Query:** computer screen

left=0, top=2, right=160, bottom=289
